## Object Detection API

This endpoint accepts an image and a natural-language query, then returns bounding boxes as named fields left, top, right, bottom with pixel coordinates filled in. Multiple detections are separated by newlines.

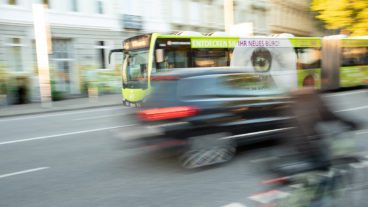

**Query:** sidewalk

left=0, top=94, right=123, bottom=118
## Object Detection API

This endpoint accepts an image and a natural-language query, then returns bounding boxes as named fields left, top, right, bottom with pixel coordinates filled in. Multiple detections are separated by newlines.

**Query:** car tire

left=180, top=133, right=236, bottom=169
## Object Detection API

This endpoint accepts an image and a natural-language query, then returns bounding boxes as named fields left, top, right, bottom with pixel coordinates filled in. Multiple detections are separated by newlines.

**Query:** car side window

left=217, top=73, right=283, bottom=96
left=178, top=77, right=217, bottom=98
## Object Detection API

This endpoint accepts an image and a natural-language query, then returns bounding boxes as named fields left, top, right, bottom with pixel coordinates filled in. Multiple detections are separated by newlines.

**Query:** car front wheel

left=180, top=133, right=236, bottom=169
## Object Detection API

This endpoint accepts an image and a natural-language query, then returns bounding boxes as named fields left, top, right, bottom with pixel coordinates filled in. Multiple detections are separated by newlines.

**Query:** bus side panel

left=297, top=68, right=321, bottom=89
left=123, top=88, right=147, bottom=103
left=339, top=66, right=368, bottom=88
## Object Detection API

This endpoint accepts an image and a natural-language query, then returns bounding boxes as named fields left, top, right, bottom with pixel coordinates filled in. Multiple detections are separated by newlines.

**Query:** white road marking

left=221, top=203, right=247, bottom=207
left=222, top=127, right=294, bottom=140
left=0, top=106, right=127, bottom=122
left=326, top=89, right=367, bottom=97
left=357, top=129, right=368, bottom=135
left=350, top=161, right=368, bottom=169
left=250, top=156, right=279, bottom=163
left=73, top=113, right=126, bottom=121
left=249, top=190, right=289, bottom=204
left=0, top=124, right=135, bottom=146
left=336, top=105, right=368, bottom=112
left=0, top=167, right=49, bottom=179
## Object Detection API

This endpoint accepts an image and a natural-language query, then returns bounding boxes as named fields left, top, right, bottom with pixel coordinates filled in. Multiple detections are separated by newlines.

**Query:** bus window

left=342, top=47, right=368, bottom=66
left=192, top=49, right=229, bottom=67
left=295, top=48, right=321, bottom=69
left=124, top=50, right=148, bottom=83
left=156, top=48, right=190, bottom=70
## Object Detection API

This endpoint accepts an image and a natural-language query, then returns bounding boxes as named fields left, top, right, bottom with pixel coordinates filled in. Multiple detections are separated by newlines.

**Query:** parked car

left=122, top=68, right=292, bottom=168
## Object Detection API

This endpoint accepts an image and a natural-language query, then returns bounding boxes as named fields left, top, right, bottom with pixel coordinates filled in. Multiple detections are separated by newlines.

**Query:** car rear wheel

left=180, top=133, right=236, bottom=169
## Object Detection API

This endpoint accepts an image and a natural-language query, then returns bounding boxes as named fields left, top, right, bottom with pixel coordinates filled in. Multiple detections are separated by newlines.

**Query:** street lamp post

left=33, top=4, right=52, bottom=107
left=224, top=0, right=234, bottom=33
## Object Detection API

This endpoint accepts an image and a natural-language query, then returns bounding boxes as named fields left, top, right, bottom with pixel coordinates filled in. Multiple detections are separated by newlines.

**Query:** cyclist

left=275, top=86, right=361, bottom=175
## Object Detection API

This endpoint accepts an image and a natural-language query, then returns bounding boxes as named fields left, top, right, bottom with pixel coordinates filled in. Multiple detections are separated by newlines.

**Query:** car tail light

left=138, top=106, right=199, bottom=121
left=260, top=177, right=289, bottom=185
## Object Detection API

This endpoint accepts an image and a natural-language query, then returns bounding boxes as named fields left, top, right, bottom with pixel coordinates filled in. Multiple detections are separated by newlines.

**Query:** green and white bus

left=110, top=33, right=368, bottom=106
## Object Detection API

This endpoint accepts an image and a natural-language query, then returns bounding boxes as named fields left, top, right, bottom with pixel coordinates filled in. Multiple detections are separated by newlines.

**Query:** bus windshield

left=122, top=50, right=149, bottom=85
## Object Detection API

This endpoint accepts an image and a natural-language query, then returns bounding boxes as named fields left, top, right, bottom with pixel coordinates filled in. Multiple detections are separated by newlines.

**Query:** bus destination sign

left=123, top=35, right=151, bottom=50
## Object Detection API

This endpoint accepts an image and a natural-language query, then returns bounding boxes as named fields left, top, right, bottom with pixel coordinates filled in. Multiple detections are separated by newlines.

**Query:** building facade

left=267, top=0, right=322, bottom=36
left=0, top=0, right=321, bottom=104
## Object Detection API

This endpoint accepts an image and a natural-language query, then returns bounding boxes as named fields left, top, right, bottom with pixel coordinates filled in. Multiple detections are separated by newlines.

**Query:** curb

left=0, top=103, right=124, bottom=118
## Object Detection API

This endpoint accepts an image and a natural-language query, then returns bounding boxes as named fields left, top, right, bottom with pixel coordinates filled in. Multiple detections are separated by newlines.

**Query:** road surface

left=0, top=90, right=367, bottom=207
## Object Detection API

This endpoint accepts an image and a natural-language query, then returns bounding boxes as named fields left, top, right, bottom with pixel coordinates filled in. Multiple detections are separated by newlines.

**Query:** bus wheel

left=135, top=102, right=142, bottom=108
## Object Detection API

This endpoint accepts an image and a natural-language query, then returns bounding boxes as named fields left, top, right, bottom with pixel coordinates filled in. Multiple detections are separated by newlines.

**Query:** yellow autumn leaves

left=311, top=0, right=368, bottom=36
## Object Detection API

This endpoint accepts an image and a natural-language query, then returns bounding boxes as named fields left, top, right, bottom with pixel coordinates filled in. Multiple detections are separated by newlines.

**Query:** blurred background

left=1, top=0, right=359, bottom=105
left=0, top=1, right=367, bottom=207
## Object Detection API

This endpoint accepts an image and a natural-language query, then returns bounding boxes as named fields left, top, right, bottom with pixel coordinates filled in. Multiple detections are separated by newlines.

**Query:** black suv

left=123, top=68, right=292, bottom=168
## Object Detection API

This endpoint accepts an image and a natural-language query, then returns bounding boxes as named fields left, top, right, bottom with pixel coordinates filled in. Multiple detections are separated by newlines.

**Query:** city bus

left=109, top=32, right=237, bottom=106
left=110, top=33, right=368, bottom=106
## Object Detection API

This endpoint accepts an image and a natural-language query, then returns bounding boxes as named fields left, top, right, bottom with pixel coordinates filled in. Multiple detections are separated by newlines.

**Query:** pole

left=224, top=0, right=234, bottom=33
left=33, top=4, right=52, bottom=107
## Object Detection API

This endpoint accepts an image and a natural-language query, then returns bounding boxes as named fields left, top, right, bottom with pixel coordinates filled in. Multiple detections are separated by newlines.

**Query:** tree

left=311, top=0, right=368, bottom=36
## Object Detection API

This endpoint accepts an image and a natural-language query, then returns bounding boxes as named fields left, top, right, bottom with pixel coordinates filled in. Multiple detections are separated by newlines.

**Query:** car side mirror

left=108, top=49, right=124, bottom=64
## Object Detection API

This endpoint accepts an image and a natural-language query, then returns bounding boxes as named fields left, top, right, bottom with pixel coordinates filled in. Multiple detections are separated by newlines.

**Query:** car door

left=209, top=73, right=291, bottom=142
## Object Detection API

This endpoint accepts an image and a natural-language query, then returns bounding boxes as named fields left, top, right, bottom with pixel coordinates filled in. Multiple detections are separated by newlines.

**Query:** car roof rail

left=172, top=31, right=203, bottom=36
left=209, top=31, right=230, bottom=36
left=269, top=33, right=295, bottom=38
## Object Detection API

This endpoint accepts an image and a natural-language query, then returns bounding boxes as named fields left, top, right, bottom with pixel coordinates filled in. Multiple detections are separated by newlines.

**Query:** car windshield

left=122, top=50, right=149, bottom=84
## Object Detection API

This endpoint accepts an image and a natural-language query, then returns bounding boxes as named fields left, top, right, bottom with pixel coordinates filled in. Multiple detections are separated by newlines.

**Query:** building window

left=7, top=0, right=17, bottom=5
left=51, top=39, right=74, bottom=92
left=96, top=41, right=107, bottom=69
left=96, top=0, right=104, bottom=14
left=71, top=0, right=78, bottom=12
left=7, top=38, right=24, bottom=72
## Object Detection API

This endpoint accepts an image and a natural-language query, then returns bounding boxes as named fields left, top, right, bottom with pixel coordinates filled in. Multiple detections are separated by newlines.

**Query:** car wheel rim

left=181, top=146, right=236, bottom=169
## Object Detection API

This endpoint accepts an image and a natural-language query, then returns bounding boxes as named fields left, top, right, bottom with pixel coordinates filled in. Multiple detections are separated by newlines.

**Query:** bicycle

left=250, top=128, right=368, bottom=207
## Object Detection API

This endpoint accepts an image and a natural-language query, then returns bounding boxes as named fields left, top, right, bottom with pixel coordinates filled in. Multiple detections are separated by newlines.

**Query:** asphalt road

left=0, top=90, right=367, bottom=207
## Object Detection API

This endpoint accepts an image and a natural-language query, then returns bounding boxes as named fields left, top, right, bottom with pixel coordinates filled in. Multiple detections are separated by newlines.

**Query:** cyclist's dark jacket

left=286, top=88, right=357, bottom=160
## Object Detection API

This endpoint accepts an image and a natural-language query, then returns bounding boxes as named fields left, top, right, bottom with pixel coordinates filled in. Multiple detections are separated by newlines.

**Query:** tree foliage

left=311, top=0, right=368, bottom=36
